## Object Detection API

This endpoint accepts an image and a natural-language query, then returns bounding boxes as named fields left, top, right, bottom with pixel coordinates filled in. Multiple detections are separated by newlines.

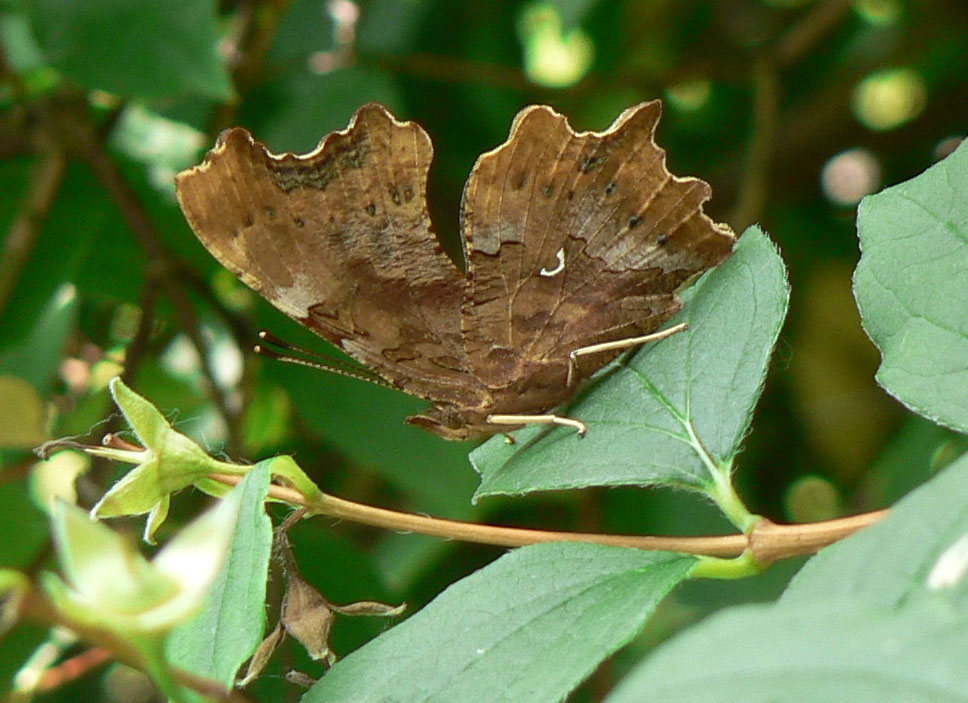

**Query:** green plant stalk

left=689, top=550, right=762, bottom=580
left=683, top=420, right=759, bottom=532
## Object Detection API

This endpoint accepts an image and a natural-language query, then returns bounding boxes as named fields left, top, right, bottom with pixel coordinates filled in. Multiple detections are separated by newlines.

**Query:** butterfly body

left=176, top=102, right=734, bottom=440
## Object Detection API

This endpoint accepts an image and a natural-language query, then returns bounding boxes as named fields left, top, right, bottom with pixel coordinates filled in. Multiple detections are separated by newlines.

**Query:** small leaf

left=167, top=462, right=272, bottom=688
left=27, top=0, right=231, bottom=100
left=0, top=376, right=47, bottom=449
left=261, top=455, right=323, bottom=503
left=281, top=568, right=338, bottom=664
left=854, top=139, right=968, bottom=433
left=604, top=595, right=968, bottom=703
left=782, top=450, right=968, bottom=607
left=237, top=622, right=285, bottom=688
left=472, top=226, right=789, bottom=497
left=303, top=543, right=694, bottom=703
left=275, top=516, right=404, bottom=667
left=28, top=449, right=90, bottom=510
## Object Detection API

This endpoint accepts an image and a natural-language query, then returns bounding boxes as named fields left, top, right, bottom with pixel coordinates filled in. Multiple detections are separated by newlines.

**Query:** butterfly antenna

left=254, top=331, right=396, bottom=390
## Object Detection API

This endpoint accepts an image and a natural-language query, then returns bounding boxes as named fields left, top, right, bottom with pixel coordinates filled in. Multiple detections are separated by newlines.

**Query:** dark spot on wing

left=389, top=186, right=402, bottom=205
left=366, top=202, right=376, bottom=216
left=265, top=207, right=276, bottom=219
left=604, top=181, right=617, bottom=196
left=628, top=215, right=641, bottom=228
left=512, top=170, right=527, bottom=190
left=541, top=184, right=554, bottom=198
left=656, top=234, right=668, bottom=246
left=403, top=185, right=414, bottom=203
left=579, top=154, right=606, bottom=173
left=294, top=217, right=305, bottom=228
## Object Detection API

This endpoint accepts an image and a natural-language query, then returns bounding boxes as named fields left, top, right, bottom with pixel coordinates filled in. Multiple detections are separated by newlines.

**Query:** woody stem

left=210, top=473, right=886, bottom=565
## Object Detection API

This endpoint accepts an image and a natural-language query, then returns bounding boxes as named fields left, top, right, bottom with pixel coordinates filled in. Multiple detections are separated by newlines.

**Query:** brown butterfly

left=175, top=101, right=735, bottom=440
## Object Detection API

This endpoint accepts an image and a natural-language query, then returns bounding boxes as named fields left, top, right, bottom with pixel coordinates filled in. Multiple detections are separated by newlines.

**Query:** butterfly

left=175, top=101, right=735, bottom=440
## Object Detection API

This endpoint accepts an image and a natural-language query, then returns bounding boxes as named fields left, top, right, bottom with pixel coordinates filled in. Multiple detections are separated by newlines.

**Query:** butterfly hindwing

left=459, top=101, right=735, bottom=388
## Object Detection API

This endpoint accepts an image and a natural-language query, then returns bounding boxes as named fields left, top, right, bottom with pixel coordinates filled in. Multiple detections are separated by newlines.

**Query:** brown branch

left=728, top=58, right=780, bottom=231
left=749, top=511, right=888, bottom=565
left=210, top=0, right=294, bottom=135
left=0, top=141, right=67, bottom=317
left=774, top=0, right=853, bottom=69
left=119, top=275, right=161, bottom=387
left=210, top=473, right=887, bottom=560
left=729, top=0, right=853, bottom=230
left=41, top=101, right=237, bottom=446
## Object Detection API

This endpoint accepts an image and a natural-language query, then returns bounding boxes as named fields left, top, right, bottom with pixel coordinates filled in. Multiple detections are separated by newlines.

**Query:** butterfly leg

left=487, top=414, right=588, bottom=438
left=566, top=322, right=688, bottom=386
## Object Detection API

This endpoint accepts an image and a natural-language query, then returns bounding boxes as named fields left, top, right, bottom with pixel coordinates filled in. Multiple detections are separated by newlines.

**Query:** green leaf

left=604, top=595, right=968, bottom=703
left=0, top=376, right=47, bottom=448
left=0, top=10, right=45, bottom=72
left=0, top=480, right=48, bottom=569
left=782, top=450, right=968, bottom=607
left=303, top=543, right=694, bottom=703
left=471, top=226, right=789, bottom=498
left=854, top=139, right=968, bottom=433
left=0, top=283, right=78, bottom=394
left=167, top=461, right=272, bottom=688
left=28, top=0, right=231, bottom=100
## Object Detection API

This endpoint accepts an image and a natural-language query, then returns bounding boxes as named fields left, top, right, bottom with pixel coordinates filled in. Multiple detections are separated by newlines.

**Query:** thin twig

left=0, top=142, right=67, bottom=317
left=729, top=0, right=852, bottom=230
left=119, top=275, right=161, bottom=387
left=210, top=473, right=887, bottom=561
left=774, top=0, right=853, bottom=69
left=728, top=58, right=780, bottom=231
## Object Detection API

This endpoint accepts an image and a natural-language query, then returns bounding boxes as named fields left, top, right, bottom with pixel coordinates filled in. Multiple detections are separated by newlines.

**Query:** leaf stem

left=683, top=420, right=759, bottom=532
left=706, top=466, right=760, bottom=534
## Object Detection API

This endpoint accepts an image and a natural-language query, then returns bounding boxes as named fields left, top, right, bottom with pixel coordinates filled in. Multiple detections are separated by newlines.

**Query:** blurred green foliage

left=1, top=0, right=966, bottom=699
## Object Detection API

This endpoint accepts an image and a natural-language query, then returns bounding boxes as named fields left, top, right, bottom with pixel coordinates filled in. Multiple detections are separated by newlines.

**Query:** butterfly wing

left=176, top=104, right=472, bottom=403
left=459, top=101, right=735, bottom=389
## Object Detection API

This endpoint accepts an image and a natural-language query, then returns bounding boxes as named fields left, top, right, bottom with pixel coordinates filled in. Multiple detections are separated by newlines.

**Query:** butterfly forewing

left=176, top=104, right=473, bottom=405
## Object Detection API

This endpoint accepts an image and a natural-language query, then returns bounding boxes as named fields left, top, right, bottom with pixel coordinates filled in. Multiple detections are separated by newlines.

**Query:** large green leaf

left=605, top=595, right=968, bottom=703
left=28, top=0, right=230, bottom=100
left=166, top=462, right=272, bottom=687
left=471, top=226, right=789, bottom=498
left=608, top=449, right=968, bottom=702
left=303, top=543, right=695, bottom=703
left=782, top=451, right=968, bottom=607
left=854, top=139, right=968, bottom=433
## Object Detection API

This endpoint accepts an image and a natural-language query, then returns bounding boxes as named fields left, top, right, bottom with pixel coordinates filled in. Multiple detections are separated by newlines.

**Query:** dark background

left=1, top=0, right=966, bottom=700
